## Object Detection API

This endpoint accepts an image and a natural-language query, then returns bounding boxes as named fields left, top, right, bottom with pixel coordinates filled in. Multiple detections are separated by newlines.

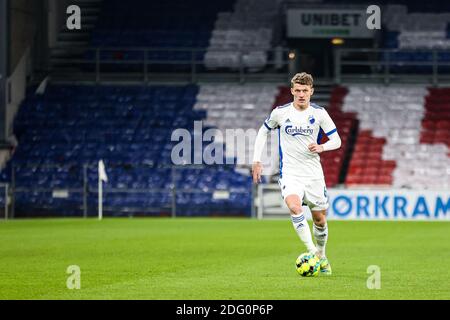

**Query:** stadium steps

left=49, top=0, right=103, bottom=70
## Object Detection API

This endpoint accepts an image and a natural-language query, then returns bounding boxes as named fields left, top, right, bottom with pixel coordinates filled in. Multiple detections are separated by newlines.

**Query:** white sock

left=291, top=213, right=317, bottom=254
left=313, top=223, right=328, bottom=258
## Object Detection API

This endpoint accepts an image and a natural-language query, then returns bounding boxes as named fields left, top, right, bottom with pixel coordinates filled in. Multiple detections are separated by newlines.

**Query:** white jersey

left=264, top=102, right=337, bottom=180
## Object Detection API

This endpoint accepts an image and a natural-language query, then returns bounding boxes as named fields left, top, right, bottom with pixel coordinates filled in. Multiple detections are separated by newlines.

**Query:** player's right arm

left=252, top=109, right=280, bottom=184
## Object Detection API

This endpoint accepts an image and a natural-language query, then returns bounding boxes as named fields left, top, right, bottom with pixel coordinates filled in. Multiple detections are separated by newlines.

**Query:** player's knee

left=314, top=221, right=326, bottom=228
left=312, top=213, right=326, bottom=227
left=285, top=195, right=303, bottom=215
left=287, top=202, right=302, bottom=215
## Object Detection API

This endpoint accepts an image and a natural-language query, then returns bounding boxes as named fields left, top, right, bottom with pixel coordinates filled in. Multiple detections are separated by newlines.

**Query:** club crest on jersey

left=309, top=115, right=315, bottom=124
left=285, top=125, right=314, bottom=136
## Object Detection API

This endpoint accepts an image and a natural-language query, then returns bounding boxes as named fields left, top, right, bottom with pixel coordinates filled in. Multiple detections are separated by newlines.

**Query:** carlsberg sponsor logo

left=285, top=125, right=313, bottom=136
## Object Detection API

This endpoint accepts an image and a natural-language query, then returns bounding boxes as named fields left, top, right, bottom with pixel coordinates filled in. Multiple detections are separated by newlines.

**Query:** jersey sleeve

left=263, top=108, right=280, bottom=130
left=320, top=109, right=338, bottom=137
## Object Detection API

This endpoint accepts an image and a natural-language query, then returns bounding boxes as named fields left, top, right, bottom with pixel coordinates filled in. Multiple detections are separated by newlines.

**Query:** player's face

left=291, top=84, right=314, bottom=109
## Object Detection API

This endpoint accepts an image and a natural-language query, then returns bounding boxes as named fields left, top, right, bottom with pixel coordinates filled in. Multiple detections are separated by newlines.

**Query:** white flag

left=98, top=160, right=108, bottom=182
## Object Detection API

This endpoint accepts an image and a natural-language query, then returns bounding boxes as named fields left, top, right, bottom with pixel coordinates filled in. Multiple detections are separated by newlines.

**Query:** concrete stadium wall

left=47, top=0, right=72, bottom=48
left=9, top=0, right=42, bottom=72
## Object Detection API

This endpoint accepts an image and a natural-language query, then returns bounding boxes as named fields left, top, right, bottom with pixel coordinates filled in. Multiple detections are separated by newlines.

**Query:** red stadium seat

left=364, top=167, right=379, bottom=176
left=421, top=120, right=434, bottom=130
left=345, top=175, right=361, bottom=185
left=369, top=144, right=384, bottom=153
left=434, top=130, right=450, bottom=143
left=379, top=167, right=394, bottom=176
left=353, top=144, right=369, bottom=153
left=361, top=175, right=377, bottom=184
left=436, top=120, right=449, bottom=129
left=367, top=151, right=382, bottom=160
left=358, top=130, right=373, bottom=138
left=383, top=160, right=396, bottom=169
left=376, top=175, right=393, bottom=185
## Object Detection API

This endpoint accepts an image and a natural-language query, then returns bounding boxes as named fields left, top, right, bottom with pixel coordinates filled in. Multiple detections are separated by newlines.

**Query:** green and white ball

left=295, top=252, right=320, bottom=277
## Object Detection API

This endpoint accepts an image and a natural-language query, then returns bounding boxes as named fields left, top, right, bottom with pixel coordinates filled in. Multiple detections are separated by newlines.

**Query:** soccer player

left=252, top=72, right=341, bottom=275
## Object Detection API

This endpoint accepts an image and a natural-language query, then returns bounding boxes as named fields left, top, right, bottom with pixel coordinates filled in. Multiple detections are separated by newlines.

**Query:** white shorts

left=278, top=176, right=329, bottom=211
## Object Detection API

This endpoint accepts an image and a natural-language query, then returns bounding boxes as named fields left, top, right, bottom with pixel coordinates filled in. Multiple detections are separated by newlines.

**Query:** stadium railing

left=0, top=182, right=10, bottom=220
left=49, top=46, right=450, bottom=85
left=6, top=163, right=253, bottom=218
left=48, top=46, right=293, bottom=84
left=334, top=48, right=450, bottom=85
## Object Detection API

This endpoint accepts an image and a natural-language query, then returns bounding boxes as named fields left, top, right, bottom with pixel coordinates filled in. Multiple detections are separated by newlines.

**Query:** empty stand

left=343, top=85, right=449, bottom=189
left=1, top=85, right=253, bottom=216
left=93, top=0, right=232, bottom=47
left=84, top=0, right=235, bottom=70
left=382, top=4, right=450, bottom=73
left=204, top=0, right=277, bottom=70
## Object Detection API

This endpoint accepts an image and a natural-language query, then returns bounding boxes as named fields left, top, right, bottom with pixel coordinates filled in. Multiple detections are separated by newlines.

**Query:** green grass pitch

left=0, top=218, right=449, bottom=300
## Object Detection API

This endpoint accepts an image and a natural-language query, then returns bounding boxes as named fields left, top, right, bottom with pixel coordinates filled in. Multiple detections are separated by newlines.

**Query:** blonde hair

left=291, top=72, right=314, bottom=88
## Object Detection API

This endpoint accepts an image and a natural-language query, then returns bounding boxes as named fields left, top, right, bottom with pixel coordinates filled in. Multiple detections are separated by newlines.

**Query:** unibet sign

left=287, top=8, right=377, bottom=38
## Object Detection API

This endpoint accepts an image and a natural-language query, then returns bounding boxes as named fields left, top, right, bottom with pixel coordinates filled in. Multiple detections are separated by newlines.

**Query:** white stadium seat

left=205, top=0, right=277, bottom=71
left=384, top=5, right=450, bottom=49
left=194, top=84, right=279, bottom=173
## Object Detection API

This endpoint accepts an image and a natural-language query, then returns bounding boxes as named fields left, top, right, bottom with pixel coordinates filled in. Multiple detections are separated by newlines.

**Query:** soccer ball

left=295, top=252, right=321, bottom=277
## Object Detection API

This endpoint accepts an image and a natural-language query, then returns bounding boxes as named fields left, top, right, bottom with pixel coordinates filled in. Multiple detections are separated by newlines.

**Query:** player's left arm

left=308, top=109, right=341, bottom=154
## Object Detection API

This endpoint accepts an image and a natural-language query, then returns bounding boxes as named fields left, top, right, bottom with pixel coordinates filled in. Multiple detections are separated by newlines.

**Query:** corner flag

left=98, top=160, right=108, bottom=220
left=99, top=160, right=108, bottom=182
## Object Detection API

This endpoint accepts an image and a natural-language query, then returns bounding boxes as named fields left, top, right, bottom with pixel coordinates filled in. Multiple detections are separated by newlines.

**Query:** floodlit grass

left=0, top=218, right=449, bottom=299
